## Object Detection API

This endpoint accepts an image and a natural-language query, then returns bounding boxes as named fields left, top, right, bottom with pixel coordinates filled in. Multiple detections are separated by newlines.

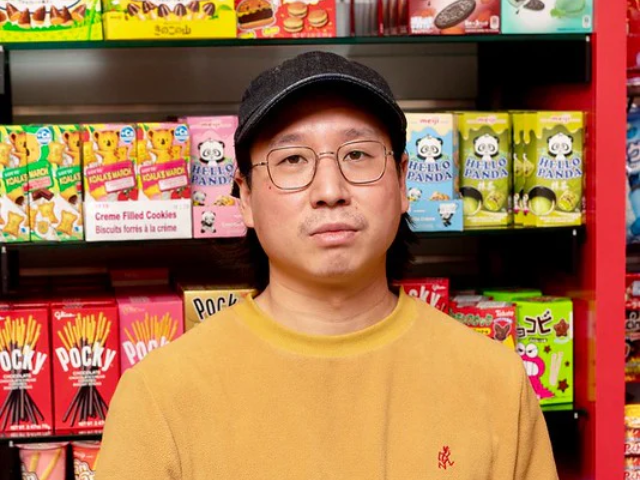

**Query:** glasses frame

left=249, top=139, right=394, bottom=191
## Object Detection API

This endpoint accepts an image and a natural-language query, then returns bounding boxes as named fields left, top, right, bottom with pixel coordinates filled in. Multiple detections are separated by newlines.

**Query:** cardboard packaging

left=395, top=277, right=449, bottom=312
left=409, top=0, right=500, bottom=34
left=449, top=299, right=517, bottom=350
left=501, top=0, right=593, bottom=34
left=178, top=283, right=256, bottom=331
left=0, top=126, right=29, bottom=242
left=72, top=441, right=101, bottom=479
left=627, top=274, right=640, bottom=383
left=18, top=443, right=67, bottom=479
left=482, top=287, right=542, bottom=302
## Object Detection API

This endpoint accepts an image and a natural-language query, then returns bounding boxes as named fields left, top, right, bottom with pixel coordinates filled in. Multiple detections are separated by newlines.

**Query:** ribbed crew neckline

left=232, top=289, right=416, bottom=357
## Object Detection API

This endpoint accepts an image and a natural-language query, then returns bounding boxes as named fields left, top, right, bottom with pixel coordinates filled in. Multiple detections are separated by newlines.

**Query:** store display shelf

left=0, top=431, right=102, bottom=446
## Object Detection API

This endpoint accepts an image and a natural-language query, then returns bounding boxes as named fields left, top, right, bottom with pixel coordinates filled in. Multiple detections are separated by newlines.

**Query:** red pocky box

left=408, top=0, right=500, bottom=35
left=395, top=278, right=449, bottom=312
left=449, top=300, right=516, bottom=350
left=0, top=304, right=52, bottom=434
left=51, top=298, right=119, bottom=434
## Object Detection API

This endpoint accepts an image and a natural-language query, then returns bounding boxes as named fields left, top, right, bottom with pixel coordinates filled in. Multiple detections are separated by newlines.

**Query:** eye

left=517, top=343, right=525, bottom=356
left=525, top=344, right=538, bottom=358
left=343, top=150, right=370, bottom=162
left=277, top=155, right=308, bottom=166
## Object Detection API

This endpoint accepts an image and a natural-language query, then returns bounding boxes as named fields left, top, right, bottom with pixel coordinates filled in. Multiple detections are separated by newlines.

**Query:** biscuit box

left=501, top=0, right=593, bottom=34
left=627, top=111, right=640, bottom=243
left=0, top=126, right=29, bottom=243
left=409, top=0, right=500, bottom=34
left=514, top=296, right=573, bottom=409
left=0, top=303, right=53, bottom=434
left=449, top=300, right=516, bottom=350
left=184, top=116, right=246, bottom=238
left=235, top=0, right=336, bottom=38
left=482, top=287, right=542, bottom=302
left=394, top=277, right=449, bottom=312
left=50, top=297, right=119, bottom=434
left=116, top=292, right=184, bottom=373
left=521, top=112, right=585, bottom=227
left=26, top=125, right=84, bottom=242
left=458, top=112, right=512, bottom=228
left=178, top=283, right=256, bottom=331
left=405, top=113, right=463, bottom=232
left=0, top=0, right=102, bottom=42
left=103, top=0, right=236, bottom=39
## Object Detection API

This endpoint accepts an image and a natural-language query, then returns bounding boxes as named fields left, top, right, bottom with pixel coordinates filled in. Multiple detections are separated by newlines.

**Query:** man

left=97, top=51, right=558, bottom=480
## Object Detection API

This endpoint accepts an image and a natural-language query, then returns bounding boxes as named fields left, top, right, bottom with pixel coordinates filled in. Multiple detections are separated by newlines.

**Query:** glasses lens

left=337, top=141, right=387, bottom=184
left=267, top=147, right=316, bottom=189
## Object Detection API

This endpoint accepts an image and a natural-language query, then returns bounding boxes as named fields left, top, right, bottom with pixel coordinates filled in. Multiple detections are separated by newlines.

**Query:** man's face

left=238, top=94, right=409, bottom=287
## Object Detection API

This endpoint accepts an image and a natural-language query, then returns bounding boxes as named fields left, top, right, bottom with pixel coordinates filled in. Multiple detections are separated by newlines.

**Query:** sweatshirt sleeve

left=96, top=368, right=181, bottom=480
left=514, top=369, right=560, bottom=480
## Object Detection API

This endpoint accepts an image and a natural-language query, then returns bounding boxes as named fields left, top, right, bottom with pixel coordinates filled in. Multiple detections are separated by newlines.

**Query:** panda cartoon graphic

left=198, top=139, right=226, bottom=165
left=416, top=135, right=443, bottom=163
left=438, top=203, right=458, bottom=228
left=201, top=210, right=216, bottom=234
left=407, top=187, right=422, bottom=203
left=547, top=133, right=573, bottom=162
left=474, top=134, right=500, bottom=162
left=192, top=190, right=207, bottom=206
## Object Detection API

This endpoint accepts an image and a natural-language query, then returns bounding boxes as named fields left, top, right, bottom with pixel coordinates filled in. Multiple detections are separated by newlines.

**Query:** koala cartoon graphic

left=416, top=135, right=443, bottom=162
left=201, top=211, right=216, bottom=234
left=192, top=190, right=207, bottom=206
left=407, top=187, right=422, bottom=203
left=474, top=134, right=500, bottom=162
left=438, top=202, right=457, bottom=228
left=198, top=139, right=226, bottom=165
left=547, top=133, right=573, bottom=162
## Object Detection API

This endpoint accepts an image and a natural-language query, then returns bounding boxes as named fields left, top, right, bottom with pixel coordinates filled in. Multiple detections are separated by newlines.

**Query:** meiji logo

left=120, top=126, right=135, bottom=145
left=549, top=115, right=572, bottom=124
left=36, top=127, right=52, bottom=145
left=175, top=125, right=189, bottom=143
left=54, top=311, right=75, bottom=320
left=419, top=117, right=441, bottom=125
left=475, top=116, right=498, bottom=125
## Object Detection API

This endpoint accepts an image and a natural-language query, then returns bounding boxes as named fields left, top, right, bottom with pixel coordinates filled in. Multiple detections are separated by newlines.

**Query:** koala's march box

left=501, top=0, right=593, bottom=34
left=0, top=127, right=29, bottom=242
left=405, top=113, right=463, bottom=232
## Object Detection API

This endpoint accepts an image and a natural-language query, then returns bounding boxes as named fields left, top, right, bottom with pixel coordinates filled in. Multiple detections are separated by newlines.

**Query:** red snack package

left=395, top=278, right=449, bottom=312
left=448, top=300, right=517, bottom=350
left=72, top=441, right=101, bottom=479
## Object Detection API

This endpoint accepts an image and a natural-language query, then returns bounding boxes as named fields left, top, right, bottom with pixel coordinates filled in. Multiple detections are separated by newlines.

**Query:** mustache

left=299, top=211, right=368, bottom=235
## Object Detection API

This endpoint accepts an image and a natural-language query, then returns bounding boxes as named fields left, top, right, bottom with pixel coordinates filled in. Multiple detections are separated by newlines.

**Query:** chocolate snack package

left=18, top=443, right=67, bottom=480
left=448, top=299, right=517, bottom=349
left=626, top=274, right=640, bottom=382
left=0, top=126, right=29, bottom=242
left=501, top=0, right=593, bottom=34
left=409, top=0, right=500, bottom=34
left=394, top=278, right=449, bottom=312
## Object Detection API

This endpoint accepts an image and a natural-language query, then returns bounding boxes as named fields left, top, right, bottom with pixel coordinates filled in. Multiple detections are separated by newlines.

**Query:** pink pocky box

left=18, top=442, right=67, bottom=480
left=184, top=116, right=246, bottom=238
left=116, top=291, right=184, bottom=373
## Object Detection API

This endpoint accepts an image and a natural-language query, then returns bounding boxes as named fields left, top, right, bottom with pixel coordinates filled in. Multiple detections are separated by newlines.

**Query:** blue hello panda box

left=501, top=0, right=593, bottom=34
left=405, top=113, right=463, bottom=232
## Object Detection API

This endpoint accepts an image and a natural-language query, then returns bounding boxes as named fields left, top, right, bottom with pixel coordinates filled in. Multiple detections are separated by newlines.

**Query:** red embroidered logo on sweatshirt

left=438, top=446, right=455, bottom=470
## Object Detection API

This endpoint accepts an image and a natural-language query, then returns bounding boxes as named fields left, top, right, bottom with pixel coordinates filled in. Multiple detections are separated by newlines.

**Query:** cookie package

left=449, top=298, right=517, bottom=350
left=501, top=0, right=593, bottom=34
left=409, top=0, right=501, bottom=35
left=0, top=126, right=29, bottom=242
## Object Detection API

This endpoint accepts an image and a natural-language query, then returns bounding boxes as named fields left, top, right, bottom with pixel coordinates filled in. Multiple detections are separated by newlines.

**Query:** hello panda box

left=405, top=113, right=463, bottom=232
left=184, top=116, right=246, bottom=238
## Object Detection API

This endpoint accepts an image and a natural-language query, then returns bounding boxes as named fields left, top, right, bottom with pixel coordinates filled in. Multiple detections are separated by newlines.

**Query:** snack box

left=0, top=0, right=103, bottom=42
left=394, top=277, right=449, bottom=312
left=405, top=113, right=463, bottom=232
left=18, top=443, right=67, bottom=480
left=501, top=0, right=592, bottom=34
left=482, top=287, right=542, bottom=302
left=512, top=112, right=527, bottom=225
left=627, top=111, right=640, bottom=243
left=458, top=112, right=512, bottom=228
left=184, top=116, right=246, bottom=238
left=627, top=274, right=640, bottom=382
left=50, top=298, right=119, bottom=434
left=177, top=283, right=256, bottom=331
left=236, top=0, right=336, bottom=38
left=409, top=0, right=500, bottom=35
left=103, top=0, right=236, bottom=39
left=72, top=441, right=101, bottom=479
left=0, top=304, right=52, bottom=434
left=449, top=300, right=516, bottom=349
left=514, top=296, right=573, bottom=408
left=0, top=126, right=29, bottom=242
left=521, top=112, right=585, bottom=227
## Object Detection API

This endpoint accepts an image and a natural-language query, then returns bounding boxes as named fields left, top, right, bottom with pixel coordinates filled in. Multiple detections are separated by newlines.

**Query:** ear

left=198, top=142, right=203, bottom=150
left=398, top=152, right=409, bottom=214
left=63, top=132, right=70, bottom=141
left=220, top=141, right=225, bottom=148
left=234, top=170, right=254, bottom=229
left=170, top=129, right=175, bottom=137
left=94, top=132, right=100, bottom=141
left=10, top=132, right=16, bottom=142
left=149, top=130, right=155, bottom=139
left=415, top=139, right=420, bottom=147
left=438, top=138, right=443, bottom=146
left=116, top=131, right=121, bottom=139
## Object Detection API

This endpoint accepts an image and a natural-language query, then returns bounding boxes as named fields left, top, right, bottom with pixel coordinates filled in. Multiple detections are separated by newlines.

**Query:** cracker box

left=482, top=287, right=542, bottom=302
left=51, top=298, right=119, bottom=434
left=236, top=0, right=336, bottom=38
left=0, top=126, right=29, bottom=243
left=515, top=296, right=573, bottom=408
left=449, top=300, right=516, bottom=349
left=26, top=125, right=84, bottom=242
left=409, top=0, right=500, bottom=34
left=116, top=292, right=184, bottom=373
left=405, top=113, right=463, bottom=232
left=0, top=304, right=53, bottom=434
left=0, top=0, right=103, bottom=42
left=178, top=283, right=255, bottom=331
left=395, top=277, right=449, bottom=312
left=184, top=116, right=246, bottom=238
left=521, top=112, right=585, bottom=227
left=501, top=0, right=592, bottom=34
left=103, top=0, right=236, bottom=39
left=458, top=112, right=512, bottom=228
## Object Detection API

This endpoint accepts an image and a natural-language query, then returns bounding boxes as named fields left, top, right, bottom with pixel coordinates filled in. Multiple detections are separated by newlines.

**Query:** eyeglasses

left=250, top=140, right=393, bottom=191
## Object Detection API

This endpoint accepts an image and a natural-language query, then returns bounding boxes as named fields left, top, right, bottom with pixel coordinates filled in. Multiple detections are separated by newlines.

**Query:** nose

left=308, top=154, right=351, bottom=208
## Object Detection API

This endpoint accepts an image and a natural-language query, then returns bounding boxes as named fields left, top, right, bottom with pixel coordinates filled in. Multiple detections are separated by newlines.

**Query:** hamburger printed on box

left=409, top=0, right=500, bottom=34
left=236, top=0, right=336, bottom=38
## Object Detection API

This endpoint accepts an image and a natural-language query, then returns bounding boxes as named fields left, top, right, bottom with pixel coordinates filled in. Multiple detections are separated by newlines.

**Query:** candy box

left=0, top=126, right=29, bottom=243
left=184, top=116, right=246, bottom=238
left=394, top=277, right=449, bottom=312
left=482, top=287, right=542, bottom=302
left=72, top=441, right=100, bottom=479
left=177, top=283, right=255, bottom=331
left=501, top=0, right=593, bottom=34
left=514, top=296, right=573, bottom=408
left=235, top=0, right=336, bottom=38
left=18, top=443, right=67, bottom=480
left=0, top=304, right=52, bottom=434
left=521, top=112, right=585, bottom=227
left=50, top=298, right=119, bottom=434
left=409, top=0, right=500, bottom=35
left=116, top=292, right=184, bottom=373
left=405, top=113, right=463, bottom=232
left=103, top=0, right=236, bottom=39
left=458, top=112, right=512, bottom=228
left=449, top=300, right=516, bottom=349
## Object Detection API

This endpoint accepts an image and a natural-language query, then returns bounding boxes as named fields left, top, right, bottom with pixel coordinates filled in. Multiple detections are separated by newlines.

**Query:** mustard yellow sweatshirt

left=97, top=291, right=558, bottom=480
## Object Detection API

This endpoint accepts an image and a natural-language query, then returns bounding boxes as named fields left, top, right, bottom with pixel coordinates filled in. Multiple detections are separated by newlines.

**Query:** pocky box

left=405, top=113, right=463, bottom=232
left=449, top=300, right=517, bottom=350
left=116, top=292, right=183, bottom=373
left=515, top=296, right=573, bottom=408
left=482, top=287, right=542, bottom=302
left=51, top=298, right=119, bottom=434
left=178, top=283, right=255, bottom=331
left=185, top=116, right=246, bottom=238
left=18, top=443, right=67, bottom=480
left=409, top=0, right=500, bottom=34
left=501, top=0, right=593, bottom=34
left=0, top=126, right=29, bottom=242
left=458, top=112, right=512, bottom=228
left=72, top=441, right=100, bottom=480
left=395, top=277, right=449, bottom=312
left=521, top=112, right=585, bottom=227
left=0, top=304, right=52, bottom=434
left=627, top=274, right=640, bottom=382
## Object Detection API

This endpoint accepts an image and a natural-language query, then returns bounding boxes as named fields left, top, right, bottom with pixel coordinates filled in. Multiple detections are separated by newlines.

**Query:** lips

left=310, top=223, right=359, bottom=236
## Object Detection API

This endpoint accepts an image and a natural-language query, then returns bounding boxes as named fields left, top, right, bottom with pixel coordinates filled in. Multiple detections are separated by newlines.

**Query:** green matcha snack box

left=502, top=0, right=593, bottom=34
left=482, top=288, right=542, bottom=302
